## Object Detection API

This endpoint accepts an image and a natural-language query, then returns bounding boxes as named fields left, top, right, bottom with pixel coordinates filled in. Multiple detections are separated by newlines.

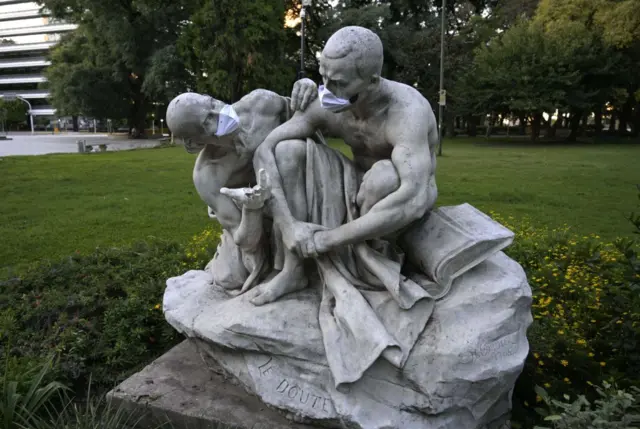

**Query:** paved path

left=0, top=133, right=165, bottom=157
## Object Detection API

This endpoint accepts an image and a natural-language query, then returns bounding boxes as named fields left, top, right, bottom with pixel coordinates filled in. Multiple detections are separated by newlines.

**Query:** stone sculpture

left=164, top=26, right=532, bottom=429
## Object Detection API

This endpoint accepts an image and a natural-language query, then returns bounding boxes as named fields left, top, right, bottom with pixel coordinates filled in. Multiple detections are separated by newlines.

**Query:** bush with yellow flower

left=497, top=191, right=640, bottom=427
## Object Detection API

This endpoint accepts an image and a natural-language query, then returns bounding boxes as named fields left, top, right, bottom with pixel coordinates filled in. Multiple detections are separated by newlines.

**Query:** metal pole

left=437, top=0, right=446, bottom=156
left=300, top=6, right=306, bottom=79
left=22, top=98, right=33, bottom=134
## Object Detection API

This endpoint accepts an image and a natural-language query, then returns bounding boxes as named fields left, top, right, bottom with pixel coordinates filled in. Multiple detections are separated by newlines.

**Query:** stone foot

left=248, top=265, right=308, bottom=306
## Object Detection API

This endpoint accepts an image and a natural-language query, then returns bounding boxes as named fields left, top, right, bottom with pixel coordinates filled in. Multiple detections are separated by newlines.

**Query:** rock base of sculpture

left=164, top=251, right=531, bottom=429
left=107, top=340, right=317, bottom=429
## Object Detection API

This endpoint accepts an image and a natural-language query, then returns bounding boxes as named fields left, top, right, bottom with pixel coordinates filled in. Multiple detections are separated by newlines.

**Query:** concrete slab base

left=107, top=341, right=318, bottom=429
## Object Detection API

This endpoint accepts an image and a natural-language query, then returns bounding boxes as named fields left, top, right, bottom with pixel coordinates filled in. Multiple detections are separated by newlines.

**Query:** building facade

left=0, top=0, right=76, bottom=120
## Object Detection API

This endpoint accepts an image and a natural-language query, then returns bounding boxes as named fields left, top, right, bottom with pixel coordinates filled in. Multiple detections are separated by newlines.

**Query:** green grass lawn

left=1, top=139, right=639, bottom=273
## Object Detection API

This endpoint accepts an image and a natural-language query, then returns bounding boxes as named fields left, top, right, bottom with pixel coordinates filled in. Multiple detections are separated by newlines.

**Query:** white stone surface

left=165, top=251, right=532, bottom=429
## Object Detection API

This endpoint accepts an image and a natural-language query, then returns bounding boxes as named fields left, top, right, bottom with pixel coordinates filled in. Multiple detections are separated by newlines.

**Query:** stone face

left=107, top=340, right=318, bottom=429
left=164, top=251, right=532, bottom=429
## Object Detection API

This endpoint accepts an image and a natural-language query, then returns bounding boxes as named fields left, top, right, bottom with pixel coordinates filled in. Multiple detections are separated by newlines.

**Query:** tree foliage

left=0, top=99, right=27, bottom=129
left=39, top=0, right=197, bottom=136
left=177, top=0, right=295, bottom=102
left=40, top=0, right=640, bottom=140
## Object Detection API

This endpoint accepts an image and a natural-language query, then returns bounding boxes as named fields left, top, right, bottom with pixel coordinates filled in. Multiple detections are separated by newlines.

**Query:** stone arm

left=192, top=161, right=245, bottom=242
left=317, top=109, right=434, bottom=251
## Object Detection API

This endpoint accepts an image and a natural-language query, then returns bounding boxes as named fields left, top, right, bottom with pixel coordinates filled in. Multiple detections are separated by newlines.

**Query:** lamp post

left=3, top=93, right=34, bottom=134
left=437, top=0, right=446, bottom=156
left=299, top=0, right=312, bottom=79
left=160, top=118, right=164, bottom=136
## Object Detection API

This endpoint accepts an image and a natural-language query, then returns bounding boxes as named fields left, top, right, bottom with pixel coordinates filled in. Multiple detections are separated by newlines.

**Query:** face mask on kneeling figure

left=318, top=85, right=351, bottom=112
left=215, top=104, right=240, bottom=136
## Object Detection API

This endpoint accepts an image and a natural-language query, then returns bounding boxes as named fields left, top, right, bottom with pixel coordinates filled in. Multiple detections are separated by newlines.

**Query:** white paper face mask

left=215, top=104, right=240, bottom=136
left=318, top=85, right=351, bottom=112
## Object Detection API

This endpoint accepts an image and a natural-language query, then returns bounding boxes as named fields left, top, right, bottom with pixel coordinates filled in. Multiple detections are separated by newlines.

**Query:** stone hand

left=290, top=78, right=318, bottom=112
left=282, top=220, right=328, bottom=259
left=220, top=169, right=272, bottom=210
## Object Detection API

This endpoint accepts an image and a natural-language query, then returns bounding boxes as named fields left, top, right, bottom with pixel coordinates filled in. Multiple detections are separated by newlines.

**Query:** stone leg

left=249, top=139, right=310, bottom=306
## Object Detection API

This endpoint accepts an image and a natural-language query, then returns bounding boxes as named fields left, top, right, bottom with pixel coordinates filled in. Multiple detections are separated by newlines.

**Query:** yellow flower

left=544, top=383, right=551, bottom=388
left=576, top=339, right=586, bottom=345
left=561, top=360, right=569, bottom=367
left=533, top=353, right=540, bottom=359
left=557, top=330, right=565, bottom=335
left=588, top=353, right=595, bottom=357
left=564, top=377, right=571, bottom=383
left=538, top=360, right=544, bottom=366
left=600, top=361, right=606, bottom=367
left=154, top=303, right=161, bottom=310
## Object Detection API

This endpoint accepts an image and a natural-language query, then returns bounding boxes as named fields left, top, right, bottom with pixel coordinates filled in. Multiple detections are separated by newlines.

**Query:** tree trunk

left=632, top=102, right=640, bottom=138
left=580, top=112, right=589, bottom=137
left=566, top=110, right=583, bottom=142
left=486, top=112, right=495, bottom=138
left=446, top=112, right=455, bottom=138
left=128, top=80, right=147, bottom=139
left=531, top=112, right=542, bottom=141
left=544, top=115, right=557, bottom=139
left=72, top=116, right=79, bottom=132
left=608, top=111, right=618, bottom=135
left=619, top=98, right=633, bottom=136
left=231, top=65, right=245, bottom=103
left=518, top=113, right=527, bottom=135
left=455, top=116, right=461, bottom=130
left=594, top=106, right=603, bottom=137
left=466, top=115, right=478, bottom=137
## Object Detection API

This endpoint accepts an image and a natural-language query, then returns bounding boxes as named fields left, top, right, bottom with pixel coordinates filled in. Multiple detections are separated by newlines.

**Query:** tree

left=178, top=0, right=296, bottom=102
left=45, top=30, right=129, bottom=120
left=535, top=0, right=639, bottom=138
left=38, top=0, right=197, bottom=137
left=0, top=99, right=27, bottom=130
left=596, top=0, right=640, bottom=48
left=460, top=20, right=584, bottom=140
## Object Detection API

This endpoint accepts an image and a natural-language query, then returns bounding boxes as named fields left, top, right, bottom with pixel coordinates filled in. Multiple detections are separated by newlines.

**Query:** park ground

left=1, top=137, right=639, bottom=274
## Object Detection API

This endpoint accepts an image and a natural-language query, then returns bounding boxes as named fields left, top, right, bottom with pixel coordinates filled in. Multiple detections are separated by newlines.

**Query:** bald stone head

left=319, top=26, right=384, bottom=102
left=166, top=92, right=228, bottom=153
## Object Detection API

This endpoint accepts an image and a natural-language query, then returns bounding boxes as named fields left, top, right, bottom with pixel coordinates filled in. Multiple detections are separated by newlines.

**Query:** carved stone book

left=403, top=203, right=515, bottom=299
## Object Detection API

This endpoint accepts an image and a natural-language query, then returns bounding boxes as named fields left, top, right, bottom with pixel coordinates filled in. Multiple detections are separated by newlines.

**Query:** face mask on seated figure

left=215, top=104, right=240, bottom=136
left=318, top=85, right=352, bottom=112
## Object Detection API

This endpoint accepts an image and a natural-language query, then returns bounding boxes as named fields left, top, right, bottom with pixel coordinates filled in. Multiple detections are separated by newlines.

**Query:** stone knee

left=356, top=160, right=400, bottom=215
left=274, top=139, right=308, bottom=221
left=275, top=139, right=307, bottom=174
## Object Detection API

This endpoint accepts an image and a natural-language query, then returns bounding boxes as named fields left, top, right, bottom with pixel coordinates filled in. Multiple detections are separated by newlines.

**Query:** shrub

left=533, top=382, right=640, bottom=429
left=0, top=237, right=218, bottom=396
left=496, top=187, right=640, bottom=427
left=182, top=224, right=223, bottom=270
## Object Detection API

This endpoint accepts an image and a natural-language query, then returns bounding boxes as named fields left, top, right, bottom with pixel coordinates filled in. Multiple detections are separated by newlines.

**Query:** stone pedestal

left=107, top=340, right=318, bottom=429
left=164, top=252, right=532, bottom=429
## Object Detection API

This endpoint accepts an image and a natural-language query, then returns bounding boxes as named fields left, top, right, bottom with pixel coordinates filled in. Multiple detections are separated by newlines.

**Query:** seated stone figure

left=163, top=26, right=532, bottom=429
left=247, top=26, right=441, bottom=384
left=165, top=83, right=318, bottom=293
